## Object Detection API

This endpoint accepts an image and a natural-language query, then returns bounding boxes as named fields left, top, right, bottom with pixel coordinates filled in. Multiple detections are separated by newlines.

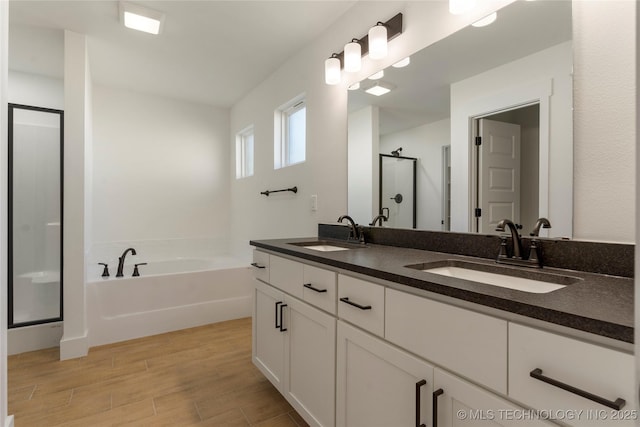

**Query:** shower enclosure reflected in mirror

left=9, top=104, right=64, bottom=327
left=379, top=153, right=416, bottom=228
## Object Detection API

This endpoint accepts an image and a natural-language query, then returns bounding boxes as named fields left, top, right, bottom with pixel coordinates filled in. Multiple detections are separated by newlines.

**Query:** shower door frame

left=378, top=153, right=417, bottom=229
left=8, top=103, right=64, bottom=328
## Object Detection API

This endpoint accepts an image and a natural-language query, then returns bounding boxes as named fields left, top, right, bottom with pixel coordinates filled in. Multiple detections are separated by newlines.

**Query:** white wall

left=381, top=119, right=450, bottom=231
left=8, top=71, right=63, bottom=110
left=92, top=86, right=230, bottom=246
left=573, top=1, right=636, bottom=243
left=348, top=105, right=379, bottom=225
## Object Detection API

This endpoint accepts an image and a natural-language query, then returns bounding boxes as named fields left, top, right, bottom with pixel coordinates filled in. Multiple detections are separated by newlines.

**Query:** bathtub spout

left=116, top=248, right=137, bottom=277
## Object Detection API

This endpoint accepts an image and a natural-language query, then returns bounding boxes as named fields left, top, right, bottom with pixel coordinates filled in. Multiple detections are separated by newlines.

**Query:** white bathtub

left=86, top=255, right=252, bottom=346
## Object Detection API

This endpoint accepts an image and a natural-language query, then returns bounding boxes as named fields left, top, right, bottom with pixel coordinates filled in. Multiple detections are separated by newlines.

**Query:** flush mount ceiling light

left=365, top=81, right=395, bottom=96
left=449, top=0, right=476, bottom=15
left=368, top=70, right=384, bottom=80
left=120, top=1, right=165, bottom=35
left=348, top=82, right=361, bottom=91
left=392, top=57, right=411, bottom=68
left=323, top=13, right=403, bottom=85
left=472, top=12, right=497, bottom=27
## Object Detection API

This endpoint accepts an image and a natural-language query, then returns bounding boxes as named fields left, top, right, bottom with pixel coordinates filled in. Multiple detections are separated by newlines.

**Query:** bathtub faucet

left=116, top=248, right=137, bottom=277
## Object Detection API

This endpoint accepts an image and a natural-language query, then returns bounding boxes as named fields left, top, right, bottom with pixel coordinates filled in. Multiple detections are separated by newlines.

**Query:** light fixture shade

left=449, top=0, right=476, bottom=15
left=368, top=70, right=384, bottom=80
left=368, top=23, right=388, bottom=60
left=348, top=82, right=361, bottom=91
left=344, top=40, right=362, bottom=73
left=392, top=57, right=411, bottom=68
left=325, top=56, right=341, bottom=85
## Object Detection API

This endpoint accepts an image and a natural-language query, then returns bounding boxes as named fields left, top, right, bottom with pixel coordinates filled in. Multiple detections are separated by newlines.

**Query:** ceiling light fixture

left=348, top=82, right=361, bottom=91
left=323, top=13, right=403, bottom=85
left=449, top=0, right=476, bottom=15
left=120, top=1, right=165, bottom=35
left=365, top=82, right=394, bottom=96
left=472, top=12, right=497, bottom=27
left=392, top=57, right=411, bottom=68
left=368, top=70, right=384, bottom=80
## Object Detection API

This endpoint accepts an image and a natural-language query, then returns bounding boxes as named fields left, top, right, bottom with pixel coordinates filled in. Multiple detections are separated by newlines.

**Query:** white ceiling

left=9, top=0, right=357, bottom=107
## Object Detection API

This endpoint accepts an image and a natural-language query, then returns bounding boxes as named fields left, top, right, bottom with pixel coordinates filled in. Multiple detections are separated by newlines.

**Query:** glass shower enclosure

left=379, top=153, right=417, bottom=229
left=8, top=104, right=63, bottom=327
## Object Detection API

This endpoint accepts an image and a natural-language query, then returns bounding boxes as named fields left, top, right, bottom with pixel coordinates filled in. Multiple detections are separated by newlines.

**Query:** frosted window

left=275, top=96, right=306, bottom=169
left=236, top=125, right=254, bottom=179
left=286, top=104, right=306, bottom=165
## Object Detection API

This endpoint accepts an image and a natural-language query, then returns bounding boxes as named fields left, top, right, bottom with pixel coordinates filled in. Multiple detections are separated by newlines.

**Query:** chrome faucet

left=338, top=215, right=362, bottom=242
left=116, top=247, right=137, bottom=277
left=495, top=219, right=523, bottom=259
left=530, top=218, right=551, bottom=237
left=369, top=214, right=388, bottom=226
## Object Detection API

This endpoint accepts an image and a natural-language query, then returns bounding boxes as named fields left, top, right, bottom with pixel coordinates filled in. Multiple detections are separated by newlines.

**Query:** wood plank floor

left=8, top=317, right=309, bottom=427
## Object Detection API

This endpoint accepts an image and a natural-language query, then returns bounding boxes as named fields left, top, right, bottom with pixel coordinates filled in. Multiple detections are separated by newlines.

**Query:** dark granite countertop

left=250, top=237, right=634, bottom=344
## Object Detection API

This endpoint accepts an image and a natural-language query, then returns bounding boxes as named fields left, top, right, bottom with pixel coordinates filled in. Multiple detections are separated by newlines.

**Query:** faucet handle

left=528, top=239, right=542, bottom=267
left=98, top=263, right=110, bottom=278
left=133, top=263, right=147, bottom=277
left=497, top=236, right=509, bottom=260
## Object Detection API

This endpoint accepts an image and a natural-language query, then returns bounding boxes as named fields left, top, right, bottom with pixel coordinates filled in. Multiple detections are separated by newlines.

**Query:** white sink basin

left=424, top=266, right=566, bottom=294
left=303, top=245, right=351, bottom=252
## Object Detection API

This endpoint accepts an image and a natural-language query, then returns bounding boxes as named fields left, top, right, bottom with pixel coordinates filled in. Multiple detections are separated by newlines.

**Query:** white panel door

left=479, top=119, right=521, bottom=234
left=433, top=368, right=555, bottom=427
left=252, top=280, right=285, bottom=391
left=283, top=297, right=336, bottom=427
left=336, top=321, right=434, bottom=427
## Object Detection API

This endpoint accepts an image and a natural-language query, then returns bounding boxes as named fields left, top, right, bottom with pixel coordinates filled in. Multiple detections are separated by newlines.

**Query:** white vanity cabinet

left=508, top=323, right=636, bottom=427
left=433, top=368, right=555, bottom=427
left=336, top=321, right=434, bottom=427
left=252, top=252, right=337, bottom=427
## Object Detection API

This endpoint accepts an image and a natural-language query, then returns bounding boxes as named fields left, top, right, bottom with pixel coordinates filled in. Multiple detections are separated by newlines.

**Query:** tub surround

left=250, top=225, right=633, bottom=344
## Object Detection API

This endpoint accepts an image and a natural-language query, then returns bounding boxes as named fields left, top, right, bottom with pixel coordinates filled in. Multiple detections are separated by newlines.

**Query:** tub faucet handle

left=133, top=263, right=147, bottom=277
left=98, top=263, right=110, bottom=278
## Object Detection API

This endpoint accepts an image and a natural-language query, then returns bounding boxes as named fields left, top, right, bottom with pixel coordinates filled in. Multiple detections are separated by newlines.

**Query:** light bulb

left=344, top=40, right=362, bottom=73
left=324, top=55, right=341, bottom=85
left=368, top=23, right=388, bottom=60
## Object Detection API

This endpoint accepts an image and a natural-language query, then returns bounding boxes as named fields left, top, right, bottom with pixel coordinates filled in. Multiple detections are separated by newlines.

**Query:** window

left=275, top=95, right=306, bottom=169
left=235, top=125, right=254, bottom=179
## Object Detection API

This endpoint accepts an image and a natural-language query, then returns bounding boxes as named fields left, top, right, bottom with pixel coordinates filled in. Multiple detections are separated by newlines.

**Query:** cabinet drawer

left=337, top=275, right=384, bottom=337
left=270, top=255, right=304, bottom=299
left=251, top=250, right=270, bottom=283
left=509, top=323, right=636, bottom=426
left=303, top=265, right=337, bottom=314
left=385, top=288, right=507, bottom=394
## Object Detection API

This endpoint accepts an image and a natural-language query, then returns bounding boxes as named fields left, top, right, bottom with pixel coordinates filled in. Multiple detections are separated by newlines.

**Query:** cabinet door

left=283, top=297, right=336, bottom=427
left=252, top=280, right=285, bottom=391
left=433, top=369, right=555, bottom=427
left=336, top=321, right=434, bottom=427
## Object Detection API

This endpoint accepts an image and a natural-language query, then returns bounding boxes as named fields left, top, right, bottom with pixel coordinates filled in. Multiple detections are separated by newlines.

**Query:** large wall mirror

left=348, top=0, right=572, bottom=238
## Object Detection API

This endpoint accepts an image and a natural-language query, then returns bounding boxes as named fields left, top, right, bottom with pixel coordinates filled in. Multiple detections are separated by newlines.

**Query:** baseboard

left=59, top=331, right=88, bottom=360
left=4, top=415, right=14, bottom=427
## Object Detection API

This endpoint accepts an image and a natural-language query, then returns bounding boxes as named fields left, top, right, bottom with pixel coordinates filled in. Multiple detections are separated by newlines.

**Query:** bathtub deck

left=8, top=318, right=309, bottom=427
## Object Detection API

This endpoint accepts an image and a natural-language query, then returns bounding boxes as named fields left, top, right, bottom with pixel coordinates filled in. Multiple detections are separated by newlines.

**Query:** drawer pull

left=340, top=297, right=371, bottom=310
left=415, top=379, right=427, bottom=427
left=278, top=303, right=288, bottom=332
left=530, top=368, right=626, bottom=410
left=275, top=301, right=283, bottom=329
left=432, top=388, right=444, bottom=427
left=304, top=283, right=327, bottom=293
left=250, top=262, right=266, bottom=269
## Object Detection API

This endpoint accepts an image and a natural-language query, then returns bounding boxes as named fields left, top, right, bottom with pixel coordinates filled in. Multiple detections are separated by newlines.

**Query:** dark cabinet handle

left=432, top=388, right=443, bottom=427
left=339, top=297, right=372, bottom=310
left=415, top=379, right=427, bottom=427
left=530, top=368, right=625, bottom=410
left=275, top=301, right=282, bottom=329
left=251, top=262, right=266, bottom=269
left=304, top=283, right=327, bottom=293
left=278, top=304, right=288, bottom=332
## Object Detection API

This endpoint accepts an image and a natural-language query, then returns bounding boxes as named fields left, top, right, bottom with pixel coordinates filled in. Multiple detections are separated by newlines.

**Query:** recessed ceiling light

left=365, top=82, right=394, bottom=96
left=472, top=12, right=497, bottom=27
left=392, top=57, right=411, bottom=68
left=120, top=2, right=165, bottom=35
left=368, top=70, right=384, bottom=80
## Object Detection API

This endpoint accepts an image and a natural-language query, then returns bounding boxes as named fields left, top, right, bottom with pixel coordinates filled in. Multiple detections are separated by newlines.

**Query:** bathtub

left=86, top=255, right=252, bottom=347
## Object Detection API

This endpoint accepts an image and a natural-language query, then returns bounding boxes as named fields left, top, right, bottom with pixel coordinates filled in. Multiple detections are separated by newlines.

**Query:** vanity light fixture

left=472, top=12, right=497, bottom=27
left=325, top=54, right=341, bottom=85
left=449, top=0, right=476, bottom=15
left=368, top=70, right=384, bottom=80
left=365, top=81, right=394, bottom=96
left=323, top=13, right=403, bottom=85
left=344, top=39, right=362, bottom=73
left=120, top=1, right=165, bottom=35
left=392, top=57, right=411, bottom=68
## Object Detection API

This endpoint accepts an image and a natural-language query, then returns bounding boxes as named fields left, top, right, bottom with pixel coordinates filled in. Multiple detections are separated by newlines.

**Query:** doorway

left=472, top=103, right=540, bottom=234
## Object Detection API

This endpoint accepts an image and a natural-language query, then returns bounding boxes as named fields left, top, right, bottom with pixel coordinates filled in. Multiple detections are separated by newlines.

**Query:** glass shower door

left=9, top=104, right=63, bottom=327
left=379, top=154, right=417, bottom=229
